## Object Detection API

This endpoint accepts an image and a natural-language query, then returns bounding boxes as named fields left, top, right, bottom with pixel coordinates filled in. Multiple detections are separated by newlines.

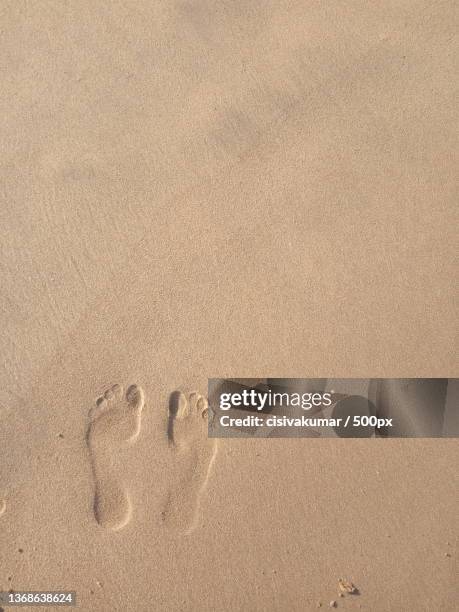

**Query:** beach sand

left=0, top=2, right=457, bottom=610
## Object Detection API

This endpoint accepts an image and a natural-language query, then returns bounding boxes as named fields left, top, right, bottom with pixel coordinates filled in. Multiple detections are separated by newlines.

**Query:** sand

left=0, top=1, right=457, bottom=610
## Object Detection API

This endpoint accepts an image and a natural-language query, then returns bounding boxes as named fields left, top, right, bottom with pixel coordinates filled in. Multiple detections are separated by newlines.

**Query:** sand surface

left=0, top=2, right=457, bottom=610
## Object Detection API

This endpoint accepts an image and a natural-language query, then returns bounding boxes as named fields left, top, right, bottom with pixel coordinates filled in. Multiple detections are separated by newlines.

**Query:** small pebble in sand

left=329, top=601, right=337, bottom=608
left=339, top=593, right=344, bottom=597
left=338, top=578, right=357, bottom=594
left=445, top=552, right=451, bottom=558
left=18, top=549, right=24, bottom=554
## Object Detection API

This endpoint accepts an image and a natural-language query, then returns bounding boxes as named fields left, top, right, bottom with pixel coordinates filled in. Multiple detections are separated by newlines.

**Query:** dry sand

left=0, top=2, right=457, bottom=610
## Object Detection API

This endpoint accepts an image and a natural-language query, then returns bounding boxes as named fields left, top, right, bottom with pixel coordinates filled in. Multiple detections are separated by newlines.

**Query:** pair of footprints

left=87, top=384, right=217, bottom=533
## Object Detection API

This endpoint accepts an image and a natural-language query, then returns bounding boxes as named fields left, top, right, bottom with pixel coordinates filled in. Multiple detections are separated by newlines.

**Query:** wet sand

left=0, top=2, right=457, bottom=610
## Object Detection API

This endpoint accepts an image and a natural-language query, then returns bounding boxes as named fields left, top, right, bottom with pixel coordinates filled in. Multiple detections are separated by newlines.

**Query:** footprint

left=87, top=384, right=145, bottom=531
left=163, top=391, right=217, bottom=534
